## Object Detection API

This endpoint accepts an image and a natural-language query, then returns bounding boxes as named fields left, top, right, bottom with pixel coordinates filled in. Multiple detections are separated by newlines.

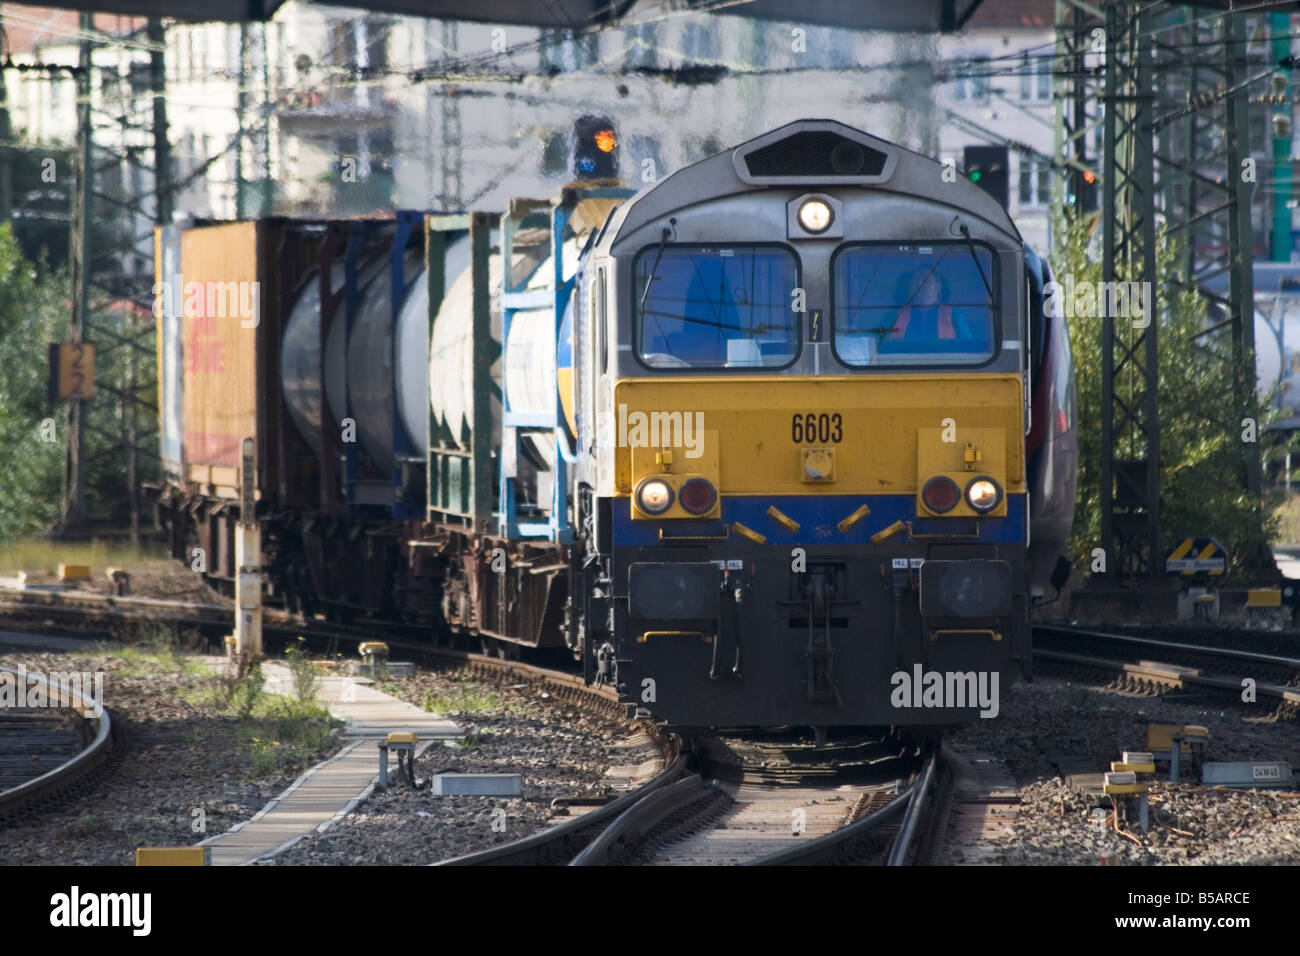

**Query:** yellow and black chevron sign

left=1165, top=536, right=1227, bottom=576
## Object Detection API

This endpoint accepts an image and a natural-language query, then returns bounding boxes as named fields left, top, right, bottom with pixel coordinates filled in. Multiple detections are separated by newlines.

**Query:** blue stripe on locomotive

left=610, top=493, right=1026, bottom=547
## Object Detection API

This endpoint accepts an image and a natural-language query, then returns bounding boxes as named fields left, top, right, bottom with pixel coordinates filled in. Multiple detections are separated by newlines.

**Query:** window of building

left=1018, top=156, right=1051, bottom=208
left=1019, top=53, right=1051, bottom=101
left=952, top=55, right=990, bottom=102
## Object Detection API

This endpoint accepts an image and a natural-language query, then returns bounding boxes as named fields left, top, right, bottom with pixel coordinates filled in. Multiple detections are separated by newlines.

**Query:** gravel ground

left=0, top=648, right=340, bottom=865
left=272, top=671, right=635, bottom=865
left=73, top=559, right=231, bottom=607
left=947, top=675, right=1300, bottom=865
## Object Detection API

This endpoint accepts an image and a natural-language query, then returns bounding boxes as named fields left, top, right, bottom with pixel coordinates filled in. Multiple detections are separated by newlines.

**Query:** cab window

left=833, top=243, right=997, bottom=367
left=636, top=245, right=799, bottom=369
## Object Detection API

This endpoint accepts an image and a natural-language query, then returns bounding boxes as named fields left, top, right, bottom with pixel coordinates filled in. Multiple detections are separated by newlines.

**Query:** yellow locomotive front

left=571, top=121, right=1058, bottom=730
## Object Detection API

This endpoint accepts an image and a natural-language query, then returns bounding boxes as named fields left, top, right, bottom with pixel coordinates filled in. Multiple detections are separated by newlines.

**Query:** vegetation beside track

left=1052, top=215, right=1279, bottom=581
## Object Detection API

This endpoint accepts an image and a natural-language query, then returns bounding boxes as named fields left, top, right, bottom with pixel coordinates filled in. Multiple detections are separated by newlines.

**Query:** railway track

left=1032, top=625, right=1300, bottom=715
left=0, top=585, right=416, bottom=650
left=443, top=732, right=938, bottom=866
left=0, top=666, right=115, bottom=823
left=7, top=587, right=1295, bottom=862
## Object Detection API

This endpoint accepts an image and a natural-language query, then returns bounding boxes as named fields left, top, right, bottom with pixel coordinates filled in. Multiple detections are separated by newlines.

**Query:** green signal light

left=970, top=170, right=982, bottom=182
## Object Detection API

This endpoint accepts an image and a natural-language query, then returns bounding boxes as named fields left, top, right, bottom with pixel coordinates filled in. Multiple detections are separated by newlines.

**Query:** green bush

left=283, top=637, right=320, bottom=704
left=232, top=663, right=266, bottom=720
left=1052, top=215, right=1276, bottom=581
left=0, top=223, right=160, bottom=538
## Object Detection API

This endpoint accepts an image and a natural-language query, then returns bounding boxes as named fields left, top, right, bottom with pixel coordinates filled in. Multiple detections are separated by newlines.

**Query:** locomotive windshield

left=636, top=245, right=799, bottom=369
left=832, top=243, right=997, bottom=367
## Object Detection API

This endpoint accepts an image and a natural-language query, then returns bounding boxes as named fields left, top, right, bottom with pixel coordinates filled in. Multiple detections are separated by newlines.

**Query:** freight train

left=153, top=119, right=1077, bottom=731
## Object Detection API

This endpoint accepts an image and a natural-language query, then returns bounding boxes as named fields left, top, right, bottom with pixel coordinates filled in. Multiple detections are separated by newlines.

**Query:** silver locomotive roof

left=602, top=118, right=1022, bottom=247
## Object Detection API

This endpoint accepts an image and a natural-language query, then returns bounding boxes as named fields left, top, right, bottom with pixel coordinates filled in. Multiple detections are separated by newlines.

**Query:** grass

left=0, top=537, right=167, bottom=576
left=454, top=728, right=494, bottom=750
left=71, top=622, right=210, bottom=680
left=239, top=689, right=338, bottom=777
left=182, top=657, right=340, bottom=777
left=420, top=679, right=502, bottom=715
left=281, top=638, right=320, bottom=703
left=70, top=631, right=340, bottom=779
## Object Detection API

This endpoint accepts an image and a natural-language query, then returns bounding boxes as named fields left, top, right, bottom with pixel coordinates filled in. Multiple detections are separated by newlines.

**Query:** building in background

left=2, top=0, right=1295, bottom=262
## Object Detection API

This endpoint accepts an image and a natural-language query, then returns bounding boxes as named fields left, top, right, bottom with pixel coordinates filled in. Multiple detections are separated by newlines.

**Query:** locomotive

left=154, top=118, right=1076, bottom=732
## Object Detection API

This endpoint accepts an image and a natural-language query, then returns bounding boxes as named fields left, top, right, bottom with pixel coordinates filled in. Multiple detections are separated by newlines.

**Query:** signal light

left=574, top=115, right=618, bottom=180
left=962, top=145, right=1008, bottom=207
left=1083, top=170, right=1095, bottom=184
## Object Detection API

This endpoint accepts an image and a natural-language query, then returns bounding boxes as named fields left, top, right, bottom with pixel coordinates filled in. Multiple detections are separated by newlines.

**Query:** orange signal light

left=594, top=129, right=617, bottom=153
left=1083, top=170, right=1096, bottom=184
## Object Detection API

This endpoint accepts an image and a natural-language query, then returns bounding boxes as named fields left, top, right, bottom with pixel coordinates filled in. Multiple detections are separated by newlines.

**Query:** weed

left=249, top=736, right=280, bottom=777
left=420, top=681, right=501, bottom=714
left=232, top=663, right=266, bottom=720
left=455, top=728, right=494, bottom=749
left=282, top=637, right=320, bottom=704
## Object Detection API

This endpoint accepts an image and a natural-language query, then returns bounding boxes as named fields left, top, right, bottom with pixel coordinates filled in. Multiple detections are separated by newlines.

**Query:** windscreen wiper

left=958, top=222, right=995, bottom=304
left=638, top=217, right=677, bottom=312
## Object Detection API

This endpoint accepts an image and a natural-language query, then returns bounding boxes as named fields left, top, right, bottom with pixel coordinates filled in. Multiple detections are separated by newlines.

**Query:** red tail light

left=678, top=478, right=718, bottom=515
left=921, top=476, right=960, bottom=514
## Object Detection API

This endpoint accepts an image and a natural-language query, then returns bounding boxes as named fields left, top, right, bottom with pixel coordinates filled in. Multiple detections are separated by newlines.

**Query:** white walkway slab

left=201, top=662, right=460, bottom=865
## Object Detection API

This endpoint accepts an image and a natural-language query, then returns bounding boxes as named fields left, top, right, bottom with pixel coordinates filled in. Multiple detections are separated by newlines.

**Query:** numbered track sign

left=49, top=342, right=95, bottom=400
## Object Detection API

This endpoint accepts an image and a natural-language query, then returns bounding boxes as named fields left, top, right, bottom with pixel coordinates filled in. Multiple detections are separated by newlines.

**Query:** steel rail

left=886, top=750, right=939, bottom=866
left=1034, top=624, right=1300, bottom=672
left=0, top=665, right=114, bottom=817
left=436, top=752, right=689, bottom=866
left=1033, top=648, right=1300, bottom=706
left=745, top=785, right=912, bottom=866
left=568, top=774, right=722, bottom=866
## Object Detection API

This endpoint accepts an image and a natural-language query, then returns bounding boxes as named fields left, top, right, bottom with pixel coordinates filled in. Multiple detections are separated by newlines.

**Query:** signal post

left=235, top=437, right=263, bottom=658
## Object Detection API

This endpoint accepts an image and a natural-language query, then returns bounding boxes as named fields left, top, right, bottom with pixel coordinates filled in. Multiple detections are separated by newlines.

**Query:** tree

left=0, top=223, right=67, bottom=537
left=1052, top=214, right=1276, bottom=582
left=0, top=223, right=160, bottom=539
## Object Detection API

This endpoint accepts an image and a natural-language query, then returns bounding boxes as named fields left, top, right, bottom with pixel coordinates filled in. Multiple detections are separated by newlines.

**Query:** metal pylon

left=1056, top=1, right=1264, bottom=581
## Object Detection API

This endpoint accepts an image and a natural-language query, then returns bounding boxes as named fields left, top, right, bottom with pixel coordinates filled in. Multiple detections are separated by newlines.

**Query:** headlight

left=636, top=478, right=674, bottom=515
left=965, top=477, right=1003, bottom=514
left=678, top=477, right=717, bottom=515
left=797, top=199, right=833, bottom=234
left=921, top=476, right=960, bottom=514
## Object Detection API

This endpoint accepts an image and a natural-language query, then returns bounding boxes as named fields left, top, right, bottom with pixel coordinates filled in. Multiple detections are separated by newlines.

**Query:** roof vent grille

left=743, top=130, right=887, bottom=179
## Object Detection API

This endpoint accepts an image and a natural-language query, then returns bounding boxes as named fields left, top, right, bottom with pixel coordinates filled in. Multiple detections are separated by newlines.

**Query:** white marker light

left=636, top=478, right=674, bottom=515
left=797, top=199, right=833, bottom=234
left=966, top=477, right=1002, bottom=513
